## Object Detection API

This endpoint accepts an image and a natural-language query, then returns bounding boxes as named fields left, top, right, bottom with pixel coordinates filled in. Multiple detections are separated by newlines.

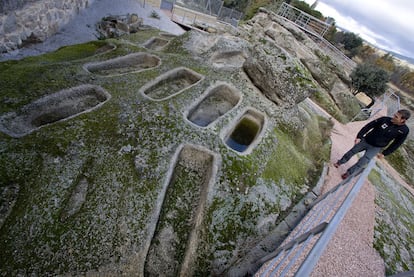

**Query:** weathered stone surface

left=239, top=9, right=319, bottom=61
left=3, top=3, right=411, bottom=277
left=96, top=14, right=143, bottom=39
left=3, top=14, right=18, bottom=33
left=329, top=79, right=362, bottom=118
left=239, top=8, right=351, bottom=96
left=183, top=31, right=250, bottom=58
left=265, top=22, right=316, bottom=61
left=0, top=184, right=20, bottom=229
left=0, top=0, right=90, bottom=52
left=243, top=43, right=314, bottom=108
left=181, top=29, right=316, bottom=131
left=301, top=57, right=337, bottom=91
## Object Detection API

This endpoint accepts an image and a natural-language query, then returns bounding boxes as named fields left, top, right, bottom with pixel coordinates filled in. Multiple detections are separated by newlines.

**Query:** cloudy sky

left=302, top=0, right=414, bottom=59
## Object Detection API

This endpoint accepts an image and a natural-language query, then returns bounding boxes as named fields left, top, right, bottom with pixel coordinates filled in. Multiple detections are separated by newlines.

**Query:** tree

left=375, top=53, right=395, bottom=72
left=291, top=0, right=324, bottom=19
left=357, top=44, right=377, bottom=62
left=243, top=0, right=272, bottom=19
left=333, top=31, right=363, bottom=58
left=342, top=32, right=363, bottom=51
left=401, top=71, right=414, bottom=92
left=350, top=63, right=390, bottom=107
left=223, top=0, right=249, bottom=10
left=390, top=66, right=410, bottom=89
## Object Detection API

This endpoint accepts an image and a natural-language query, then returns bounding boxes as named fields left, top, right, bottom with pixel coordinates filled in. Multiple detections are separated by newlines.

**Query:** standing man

left=334, top=109, right=410, bottom=179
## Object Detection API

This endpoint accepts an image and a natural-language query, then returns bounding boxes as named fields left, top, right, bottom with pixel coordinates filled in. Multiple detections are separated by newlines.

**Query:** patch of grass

left=162, top=37, right=191, bottom=56
left=263, top=113, right=331, bottom=186
left=0, top=60, right=94, bottom=114
left=370, top=168, right=414, bottom=274
left=30, top=41, right=109, bottom=62
left=148, top=162, right=204, bottom=274
left=313, top=49, right=332, bottom=65
left=336, top=92, right=362, bottom=120
left=262, top=127, right=309, bottom=184
left=120, top=29, right=161, bottom=45
left=385, top=149, right=407, bottom=175
left=386, top=142, right=414, bottom=185
left=310, top=90, right=348, bottom=123
left=244, top=0, right=273, bottom=20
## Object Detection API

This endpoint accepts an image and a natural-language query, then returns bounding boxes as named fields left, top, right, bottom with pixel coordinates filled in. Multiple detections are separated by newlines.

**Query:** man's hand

left=354, top=138, right=361, bottom=144
left=377, top=153, right=384, bottom=159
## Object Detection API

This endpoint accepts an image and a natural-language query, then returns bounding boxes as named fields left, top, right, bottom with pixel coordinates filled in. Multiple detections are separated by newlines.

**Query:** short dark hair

left=398, top=109, right=411, bottom=120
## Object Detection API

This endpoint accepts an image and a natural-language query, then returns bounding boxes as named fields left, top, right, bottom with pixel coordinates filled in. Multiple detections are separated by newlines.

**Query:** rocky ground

left=0, top=2, right=413, bottom=276
left=0, top=13, right=330, bottom=276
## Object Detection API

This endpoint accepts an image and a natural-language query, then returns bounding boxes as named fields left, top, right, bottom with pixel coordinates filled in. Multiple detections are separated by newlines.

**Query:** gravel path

left=311, top=116, right=386, bottom=276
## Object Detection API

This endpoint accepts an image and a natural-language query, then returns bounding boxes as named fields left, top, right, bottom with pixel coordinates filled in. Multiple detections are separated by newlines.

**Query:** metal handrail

left=351, top=90, right=401, bottom=122
left=255, top=159, right=376, bottom=276
left=277, top=2, right=331, bottom=36
left=274, top=3, right=356, bottom=73
left=296, top=159, right=375, bottom=276
left=387, top=270, right=414, bottom=277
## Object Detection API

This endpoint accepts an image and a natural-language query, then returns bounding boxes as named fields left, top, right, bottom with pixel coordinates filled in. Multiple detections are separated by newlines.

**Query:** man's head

left=391, top=109, right=411, bottom=125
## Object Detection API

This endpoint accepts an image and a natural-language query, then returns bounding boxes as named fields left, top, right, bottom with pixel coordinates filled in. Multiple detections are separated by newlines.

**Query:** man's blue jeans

left=337, top=139, right=381, bottom=175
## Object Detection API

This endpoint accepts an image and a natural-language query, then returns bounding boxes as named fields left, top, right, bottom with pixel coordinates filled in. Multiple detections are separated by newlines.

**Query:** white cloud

left=303, top=0, right=414, bottom=58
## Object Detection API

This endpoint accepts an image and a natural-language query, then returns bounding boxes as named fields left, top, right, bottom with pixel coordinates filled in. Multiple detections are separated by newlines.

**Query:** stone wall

left=0, top=0, right=93, bottom=53
left=0, top=0, right=42, bottom=13
left=145, top=0, right=161, bottom=9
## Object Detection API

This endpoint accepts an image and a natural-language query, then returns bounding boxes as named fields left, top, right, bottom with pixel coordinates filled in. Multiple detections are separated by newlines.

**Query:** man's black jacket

left=357, top=116, right=409, bottom=156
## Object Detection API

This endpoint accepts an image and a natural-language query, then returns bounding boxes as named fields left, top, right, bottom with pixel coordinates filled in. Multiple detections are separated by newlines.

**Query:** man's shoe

left=341, top=172, right=349, bottom=179
left=333, top=162, right=340, bottom=168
